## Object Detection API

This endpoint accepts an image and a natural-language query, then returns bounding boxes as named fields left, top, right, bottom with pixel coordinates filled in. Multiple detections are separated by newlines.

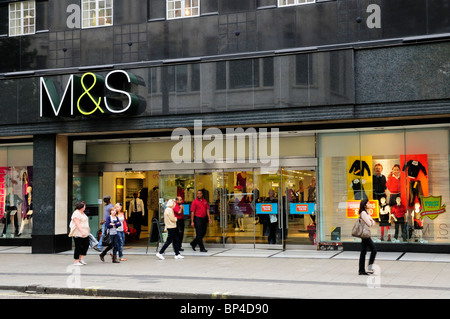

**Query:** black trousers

left=191, top=216, right=208, bottom=250
left=2, top=210, right=19, bottom=235
left=408, top=180, right=423, bottom=207
left=159, top=227, right=180, bottom=255
left=394, top=218, right=407, bottom=241
left=176, top=218, right=185, bottom=249
left=73, top=237, right=89, bottom=260
left=268, top=222, right=278, bottom=244
left=359, top=237, right=377, bottom=272
left=130, top=212, right=143, bottom=239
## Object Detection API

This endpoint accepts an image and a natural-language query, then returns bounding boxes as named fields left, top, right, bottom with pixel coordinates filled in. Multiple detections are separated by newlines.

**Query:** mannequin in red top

left=386, top=164, right=401, bottom=206
left=391, top=197, right=407, bottom=242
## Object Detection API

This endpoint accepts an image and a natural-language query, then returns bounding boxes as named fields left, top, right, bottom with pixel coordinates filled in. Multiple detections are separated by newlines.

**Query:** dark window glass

left=148, top=0, right=166, bottom=20
left=263, top=57, right=274, bottom=87
left=229, top=59, right=259, bottom=89
left=191, top=63, right=200, bottom=91
left=216, top=61, right=226, bottom=90
left=296, top=54, right=309, bottom=86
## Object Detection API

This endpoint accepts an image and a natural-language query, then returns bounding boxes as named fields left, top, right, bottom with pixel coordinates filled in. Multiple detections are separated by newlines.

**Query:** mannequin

left=236, top=172, right=247, bottom=193
left=349, top=178, right=367, bottom=200
left=386, top=164, right=401, bottom=206
left=233, top=186, right=244, bottom=232
left=377, top=197, right=391, bottom=241
left=373, top=163, right=387, bottom=202
left=412, top=202, right=427, bottom=243
left=391, top=196, right=407, bottom=242
left=1, top=188, right=21, bottom=237
left=17, top=186, right=33, bottom=237
left=297, top=180, right=304, bottom=202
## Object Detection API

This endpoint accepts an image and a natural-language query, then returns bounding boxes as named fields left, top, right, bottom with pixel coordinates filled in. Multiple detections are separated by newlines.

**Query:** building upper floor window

left=278, top=0, right=315, bottom=7
left=82, top=0, right=113, bottom=28
left=167, top=0, right=199, bottom=20
left=9, top=0, right=35, bottom=36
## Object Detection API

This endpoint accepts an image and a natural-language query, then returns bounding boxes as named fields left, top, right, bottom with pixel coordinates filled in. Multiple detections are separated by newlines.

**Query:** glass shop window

left=319, top=129, right=450, bottom=245
left=0, top=144, right=33, bottom=239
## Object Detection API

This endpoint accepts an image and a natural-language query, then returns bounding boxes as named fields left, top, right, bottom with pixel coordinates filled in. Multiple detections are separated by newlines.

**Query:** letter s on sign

left=104, top=70, right=138, bottom=114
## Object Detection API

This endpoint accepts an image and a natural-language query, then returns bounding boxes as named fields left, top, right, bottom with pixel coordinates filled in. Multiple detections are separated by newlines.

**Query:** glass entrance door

left=158, top=167, right=316, bottom=249
left=159, top=171, right=195, bottom=246
left=223, top=170, right=255, bottom=245
left=254, top=168, right=283, bottom=248
left=192, top=169, right=257, bottom=247
left=194, top=170, right=224, bottom=245
left=282, top=168, right=317, bottom=246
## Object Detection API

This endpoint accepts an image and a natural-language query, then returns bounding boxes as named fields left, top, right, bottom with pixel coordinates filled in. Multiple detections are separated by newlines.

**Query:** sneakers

left=156, top=253, right=165, bottom=260
left=79, top=259, right=87, bottom=265
left=157, top=253, right=185, bottom=260
left=73, top=261, right=84, bottom=266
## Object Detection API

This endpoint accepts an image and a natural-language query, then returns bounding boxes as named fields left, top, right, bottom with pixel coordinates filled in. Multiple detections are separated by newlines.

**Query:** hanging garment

left=403, top=160, right=427, bottom=179
left=350, top=179, right=367, bottom=200
left=349, top=160, right=371, bottom=177
left=408, top=180, right=424, bottom=207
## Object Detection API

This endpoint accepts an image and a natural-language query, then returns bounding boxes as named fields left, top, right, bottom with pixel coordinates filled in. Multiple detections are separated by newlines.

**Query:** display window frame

left=318, top=127, right=450, bottom=246
left=0, top=143, right=33, bottom=240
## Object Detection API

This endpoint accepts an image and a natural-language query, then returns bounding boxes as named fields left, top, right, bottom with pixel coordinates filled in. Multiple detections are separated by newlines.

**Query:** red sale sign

left=346, top=200, right=379, bottom=219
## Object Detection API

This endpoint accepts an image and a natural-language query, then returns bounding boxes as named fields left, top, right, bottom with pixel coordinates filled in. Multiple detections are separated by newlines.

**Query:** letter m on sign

left=40, top=75, right=76, bottom=117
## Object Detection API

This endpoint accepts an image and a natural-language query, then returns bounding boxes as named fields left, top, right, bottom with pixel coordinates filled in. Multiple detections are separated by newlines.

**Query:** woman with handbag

left=99, top=206, right=122, bottom=263
left=358, top=198, right=377, bottom=275
left=115, top=203, right=129, bottom=261
left=69, top=201, right=90, bottom=266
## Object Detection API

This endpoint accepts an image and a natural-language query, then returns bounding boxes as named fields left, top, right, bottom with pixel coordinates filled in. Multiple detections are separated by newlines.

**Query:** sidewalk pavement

left=0, top=245, right=449, bottom=299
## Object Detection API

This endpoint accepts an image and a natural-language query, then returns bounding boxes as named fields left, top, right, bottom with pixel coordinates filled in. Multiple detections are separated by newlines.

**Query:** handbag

left=352, top=216, right=371, bottom=239
left=103, top=229, right=112, bottom=245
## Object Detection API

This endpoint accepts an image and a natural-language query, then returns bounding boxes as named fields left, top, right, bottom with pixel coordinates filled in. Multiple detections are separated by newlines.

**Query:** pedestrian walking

left=358, top=198, right=377, bottom=275
left=174, top=196, right=185, bottom=251
left=156, top=199, right=184, bottom=260
left=99, top=206, right=121, bottom=263
left=69, top=201, right=90, bottom=266
left=98, top=195, right=114, bottom=250
left=116, top=202, right=129, bottom=261
left=190, top=190, right=211, bottom=252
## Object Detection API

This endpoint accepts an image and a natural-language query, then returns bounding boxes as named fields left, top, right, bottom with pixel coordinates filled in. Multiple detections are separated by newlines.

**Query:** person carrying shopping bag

left=156, top=199, right=184, bottom=260
left=358, top=198, right=377, bottom=275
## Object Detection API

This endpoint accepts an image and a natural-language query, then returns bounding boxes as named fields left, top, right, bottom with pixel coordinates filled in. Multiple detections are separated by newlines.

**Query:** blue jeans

left=117, top=231, right=125, bottom=258
left=102, top=234, right=120, bottom=257
left=97, top=223, right=107, bottom=250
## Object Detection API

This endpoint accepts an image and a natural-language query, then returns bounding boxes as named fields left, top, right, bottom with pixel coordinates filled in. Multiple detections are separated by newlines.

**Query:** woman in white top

left=358, top=198, right=377, bottom=275
left=69, top=201, right=90, bottom=266
left=156, top=199, right=183, bottom=260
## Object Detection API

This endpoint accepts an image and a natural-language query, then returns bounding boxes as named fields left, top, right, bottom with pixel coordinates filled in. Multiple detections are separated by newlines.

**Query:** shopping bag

left=88, top=233, right=99, bottom=248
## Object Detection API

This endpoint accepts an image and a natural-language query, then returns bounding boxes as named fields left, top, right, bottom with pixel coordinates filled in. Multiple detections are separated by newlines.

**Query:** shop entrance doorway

left=81, top=166, right=317, bottom=249
left=158, top=167, right=317, bottom=249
